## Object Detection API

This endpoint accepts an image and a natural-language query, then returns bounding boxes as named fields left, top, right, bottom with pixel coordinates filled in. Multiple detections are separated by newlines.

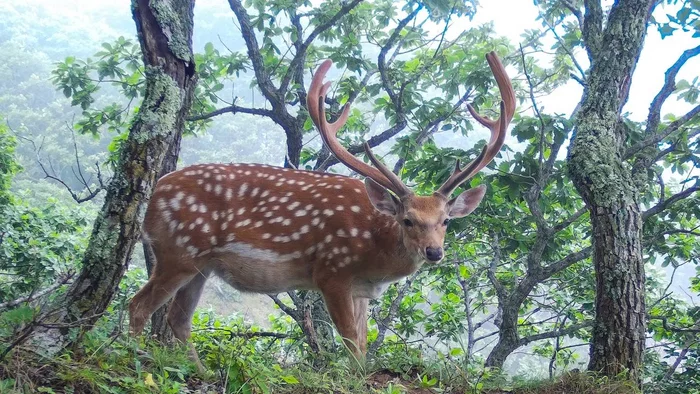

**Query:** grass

left=485, top=371, right=641, bottom=394
left=0, top=309, right=640, bottom=394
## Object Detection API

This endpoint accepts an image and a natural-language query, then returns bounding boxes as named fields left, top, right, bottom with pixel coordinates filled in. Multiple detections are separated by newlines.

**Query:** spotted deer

left=128, top=51, right=515, bottom=366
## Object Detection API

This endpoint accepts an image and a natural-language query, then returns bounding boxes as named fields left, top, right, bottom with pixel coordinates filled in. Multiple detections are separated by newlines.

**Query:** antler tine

left=437, top=52, right=515, bottom=197
left=307, top=60, right=411, bottom=197
left=363, top=142, right=411, bottom=196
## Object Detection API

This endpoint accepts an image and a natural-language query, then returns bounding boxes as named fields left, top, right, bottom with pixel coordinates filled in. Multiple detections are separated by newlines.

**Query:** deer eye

left=403, top=219, right=413, bottom=227
left=443, top=219, right=450, bottom=226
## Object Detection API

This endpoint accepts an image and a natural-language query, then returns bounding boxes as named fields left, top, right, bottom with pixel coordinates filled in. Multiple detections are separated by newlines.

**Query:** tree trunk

left=484, top=304, right=519, bottom=369
left=145, top=132, right=183, bottom=342
left=586, top=204, right=645, bottom=375
left=568, top=0, right=654, bottom=383
left=27, top=0, right=197, bottom=354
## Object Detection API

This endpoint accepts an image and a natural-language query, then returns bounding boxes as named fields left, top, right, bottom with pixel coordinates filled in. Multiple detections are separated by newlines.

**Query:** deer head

left=307, top=52, right=515, bottom=263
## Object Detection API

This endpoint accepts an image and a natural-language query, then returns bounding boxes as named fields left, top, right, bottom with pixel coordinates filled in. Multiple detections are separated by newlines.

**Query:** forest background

left=0, top=0, right=699, bottom=393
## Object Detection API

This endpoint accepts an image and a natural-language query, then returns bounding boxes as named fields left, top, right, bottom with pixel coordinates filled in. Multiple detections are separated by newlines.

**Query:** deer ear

left=364, top=178, right=400, bottom=216
left=447, top=185, right=487, bottom=218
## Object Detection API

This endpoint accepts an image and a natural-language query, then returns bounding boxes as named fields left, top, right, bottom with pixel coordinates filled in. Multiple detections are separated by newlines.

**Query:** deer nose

left=425, top=247, right=443, bottom=262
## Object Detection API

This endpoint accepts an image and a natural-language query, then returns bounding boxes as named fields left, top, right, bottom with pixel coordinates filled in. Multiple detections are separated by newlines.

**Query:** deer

left=128, top=51, right=515, bottom=369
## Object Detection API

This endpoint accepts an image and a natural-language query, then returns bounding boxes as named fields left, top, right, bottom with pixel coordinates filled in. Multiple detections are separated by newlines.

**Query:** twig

left=0, top=273, right=75, bottom=310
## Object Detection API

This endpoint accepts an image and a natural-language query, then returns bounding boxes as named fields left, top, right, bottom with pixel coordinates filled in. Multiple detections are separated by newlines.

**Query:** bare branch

left=279, top=0, right=363, bottom=93
left=14, top=131, right=106, bottom=203
left=518, top=321, right=593, bottom=346
left=0, top=272, right=74, bottom=311
left=187, top=102, right=274, bottom=121
left=228, top=0, right=280, bottom=103
left=541, top=246, right=592, bottom=278
left=643, top=184, right=699, bottom=220
left=646, top=44, right=700, bottom=134
left=625, top=104, right=700, bottom=160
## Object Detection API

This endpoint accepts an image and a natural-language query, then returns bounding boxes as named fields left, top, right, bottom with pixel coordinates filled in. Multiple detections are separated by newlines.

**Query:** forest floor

left=0, top=346, right=639, bottom=394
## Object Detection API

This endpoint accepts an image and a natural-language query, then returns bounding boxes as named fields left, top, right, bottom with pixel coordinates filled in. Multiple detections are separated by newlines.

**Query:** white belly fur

left=352, top=279, right=391, bottom=299
left=210, top=242, right=315, bottom=294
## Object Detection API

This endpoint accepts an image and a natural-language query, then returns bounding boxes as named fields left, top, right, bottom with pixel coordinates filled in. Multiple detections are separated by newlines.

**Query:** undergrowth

left=0, top=307, right=640, bottom=394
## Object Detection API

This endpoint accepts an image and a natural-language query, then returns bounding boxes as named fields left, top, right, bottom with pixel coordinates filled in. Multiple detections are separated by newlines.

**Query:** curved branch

left=187, top=103, right=274, bottom=121
left=518, top=321, right=593, bottom=347
left=625, top=104, right=700, bottom=160
left=228, top=0, right=280, bottom=104
left=646, top=44, right=700, bottom=134
left=279, top=0, right=363, bottom=93
left=643, top=184, right=699, bottom=220
left=378, top=4, right=423, bottom=116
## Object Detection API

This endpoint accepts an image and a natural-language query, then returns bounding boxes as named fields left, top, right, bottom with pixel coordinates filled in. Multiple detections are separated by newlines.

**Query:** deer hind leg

left=166, top=269, right=210, bottom=372
left=128, top=265, right=199, bottom=338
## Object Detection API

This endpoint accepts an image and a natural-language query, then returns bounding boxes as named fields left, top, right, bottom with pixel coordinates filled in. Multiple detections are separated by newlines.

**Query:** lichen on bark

left=132, top=66, right=183, bottom=143
left=150, top=0, right=194, bottom=62
left=567, top=0, right=653, bottom=383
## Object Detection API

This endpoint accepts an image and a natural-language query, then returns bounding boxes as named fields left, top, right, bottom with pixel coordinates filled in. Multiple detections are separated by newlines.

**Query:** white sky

left=470, top=1, right=699, bottom=122
left=21, top=0, right=698, bottom=124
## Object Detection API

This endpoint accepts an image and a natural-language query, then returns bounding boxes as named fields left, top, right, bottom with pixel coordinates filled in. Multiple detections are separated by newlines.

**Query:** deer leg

left=167, top=269, right=210, bottom=372
left=129, top=269, right=198, bottom=337
left=319, top=282, right=361, bottom=359
left=353, top=297, right=369, bottom=355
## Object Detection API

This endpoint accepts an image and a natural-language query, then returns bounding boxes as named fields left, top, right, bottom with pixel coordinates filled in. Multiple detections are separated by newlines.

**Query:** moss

left=150, top=0, right=194, bottom=62
left=133, top=66, right=183, bottom=143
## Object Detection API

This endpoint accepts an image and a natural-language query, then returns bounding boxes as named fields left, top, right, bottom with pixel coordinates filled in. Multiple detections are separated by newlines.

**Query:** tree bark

left=27, top=0, right=197, bottom=354
left=567, top=0, right=654, bottom=383
left=145, top=134, right=182, bottom=342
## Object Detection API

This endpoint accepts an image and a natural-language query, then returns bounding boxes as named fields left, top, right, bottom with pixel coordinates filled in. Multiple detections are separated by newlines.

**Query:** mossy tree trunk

left=144, top=135, right=183, bottom=342
left=567, top=0, right=655, bottom=383
left=29, top=0, right=197, bottom=353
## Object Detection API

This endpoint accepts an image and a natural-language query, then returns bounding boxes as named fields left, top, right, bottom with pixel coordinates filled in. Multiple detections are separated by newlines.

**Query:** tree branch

left=642, top=184, right=699, bottom=220
left=646, top=44, right=700, bottom=134
left=378, top=4, right=423, bottom=117
left=487, top=233, right=507, bottom=303
left=560, top=0, right=584, bottom=31
left=541, top=246, right=593, bottom=278
left=518, top=321, right=593, bottom=347
left=649, top=315, right=700, bottom=334
left=279, top=0, right=363, bottom=93
left=0, top=272, right=74, bottom=311
left=187, top=102, right=274, bottom=121
left=582, top=0, right=603, bottom=60
left=625, top=104, right=700, bottom=160
left=228, top=0, right=280, bottom=104
left=552, top=208, right=588, bottom=233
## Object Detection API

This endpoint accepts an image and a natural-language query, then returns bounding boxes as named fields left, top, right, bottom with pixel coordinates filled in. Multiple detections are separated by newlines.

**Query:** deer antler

left=307, top=59, right=411, bottom=197
left=436, top=51, right=515, bottom=198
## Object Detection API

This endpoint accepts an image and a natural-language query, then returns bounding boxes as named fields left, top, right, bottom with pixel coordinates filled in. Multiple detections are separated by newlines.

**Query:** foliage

left=1, top=0, right=700, bottom=391
left=0, top=199, right=90, bottom=301
left=0, top=122, right=92, bottom=302
left=0, top=122, right=21, bottom=207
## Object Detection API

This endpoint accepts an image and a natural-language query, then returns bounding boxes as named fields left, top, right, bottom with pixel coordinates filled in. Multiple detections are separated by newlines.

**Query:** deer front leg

left=353, top=297, right=369, bottom=355
left=318, top=281, right=362, bottom=360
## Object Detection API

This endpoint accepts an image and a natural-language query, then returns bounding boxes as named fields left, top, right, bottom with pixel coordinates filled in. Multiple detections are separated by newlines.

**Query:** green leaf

left=280, top=375, right=299, bottom=384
